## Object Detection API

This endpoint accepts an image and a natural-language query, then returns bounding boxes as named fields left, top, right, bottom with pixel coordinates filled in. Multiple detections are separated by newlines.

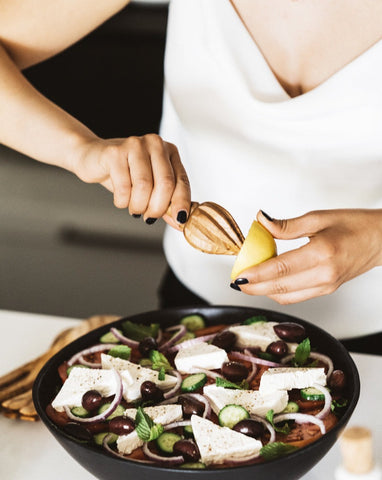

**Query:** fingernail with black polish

left=145, top=217, right=157, bottom=225
left=132, top=214, right=141, bottom=219
left=177, top=210, right=188, bottom=224
left=235, top=278, right=249, bottom=285
left=261, top=210, right=273, bottom=222
left=230, top=282, right=241, bottom=291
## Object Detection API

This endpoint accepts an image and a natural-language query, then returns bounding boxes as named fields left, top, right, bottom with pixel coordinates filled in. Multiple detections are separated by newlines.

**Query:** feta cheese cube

left=52, top=368, right=117, bottom=412
left=174, top=342, right=228, bottom=374
left=259, top=367, right=326, bottom=394
left=117, top=405, right=182, bottom=455
left=229, top=321, right=298, bottom=352
left=101, top=354, right=177, bottom=402
left=191, top=415, right=262, bottom=465
left=203, top=384, right=288, bottom=417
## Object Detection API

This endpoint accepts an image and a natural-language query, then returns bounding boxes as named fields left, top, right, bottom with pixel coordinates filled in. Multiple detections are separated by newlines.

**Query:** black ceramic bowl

left=33, top=306, right=359, bottom=480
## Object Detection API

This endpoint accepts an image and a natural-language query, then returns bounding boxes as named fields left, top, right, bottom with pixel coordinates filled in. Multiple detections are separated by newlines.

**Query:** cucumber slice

left=98, top=403, right=125, bottom=420
left=93, top=432, right=118, bottom=446
left=180, top=462, right=206, bottom=469
left=184, top=425, right=194, bottom=437
left=180, top=315, right=206, bottom=332
left=181, top=373, right=207, bottom=393
left=300, top=387, right=326, bottom=401
left=100, top=330, right=121, bottom=344
left=66, top=364, right=90, bottom=376
left=282, top=401, right=300, bottom=413
left=156, top=432, right=182, bottom=454
left=175, top=331, right=196, bottom=344
left=121, top=320, right=159, bottom=342
left=218, top=404, right=250, bottom=429
left=107, top=345, right=131, bottom=360
left=70, top=406, right=90, bottom=418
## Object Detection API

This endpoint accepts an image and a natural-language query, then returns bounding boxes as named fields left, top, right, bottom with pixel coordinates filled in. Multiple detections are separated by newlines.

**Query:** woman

left=0, top=0, right=381, bottom=350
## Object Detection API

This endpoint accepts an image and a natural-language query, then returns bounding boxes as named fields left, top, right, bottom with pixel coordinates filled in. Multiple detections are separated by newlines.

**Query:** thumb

left=256, top=210, right=323, bottom=240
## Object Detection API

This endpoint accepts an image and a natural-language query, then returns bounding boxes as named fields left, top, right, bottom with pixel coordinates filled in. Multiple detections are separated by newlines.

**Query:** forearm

left=0, top=42, right=96, bottom=172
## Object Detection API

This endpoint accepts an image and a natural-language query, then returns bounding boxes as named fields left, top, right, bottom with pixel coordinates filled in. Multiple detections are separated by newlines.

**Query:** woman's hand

left=233, top=209, right=382, bottom=304
left=72, top=134, right=191, bottom=228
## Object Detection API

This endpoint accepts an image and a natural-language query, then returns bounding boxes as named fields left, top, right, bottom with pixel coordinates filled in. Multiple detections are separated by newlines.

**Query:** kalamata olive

left=266, top=340, right=288, bottom=358
left=273, top=323, right=307, bottom=343
left=233, top=419, right=264, bottom=439
left=139, top=336, right=158, bottom=357
left=178, top=395, right=205, bottom=418
left=81, top=390, right=103, bottom=411
left=109, top=415, right=135, bottom=435
left=211, top=330, right=237, bottom=351
left=328, top=370, right=346, bottom=391
left=63, top=422, right=93, bottom=442
left=140, top=380, right=164, bottom=402
left=173, top=440, right=200, bottom=462
left=221, top=361, right=249, bottom=382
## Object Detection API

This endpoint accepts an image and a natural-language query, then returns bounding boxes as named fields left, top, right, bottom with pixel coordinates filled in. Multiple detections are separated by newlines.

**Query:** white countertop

left=0, top=310, right=381, bottom=479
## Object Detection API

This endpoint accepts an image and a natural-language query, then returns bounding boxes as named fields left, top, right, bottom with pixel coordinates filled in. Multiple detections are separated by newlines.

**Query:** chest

left=231, top=0, right=382, bottom=97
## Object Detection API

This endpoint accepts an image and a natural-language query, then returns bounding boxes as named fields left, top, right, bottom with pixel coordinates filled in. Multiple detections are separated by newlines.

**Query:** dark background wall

left=24, top=2, right=168, bottom=138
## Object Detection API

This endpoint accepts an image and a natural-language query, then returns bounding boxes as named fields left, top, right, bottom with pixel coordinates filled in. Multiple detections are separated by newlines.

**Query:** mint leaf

left=265, top=409, right=291, bottom=435
left=135, top=407, right=164, bottom=441
left=121, top=321, right=159, bottom=342
left=216, top=377, right=243, bottom=389
left=293, top=338, right=311, bottom=366
left=158, top=367, right=166, bottom=381
left=260, top=442, right=298, bottom=461
left=149, top=350, right=172, bottom=372
left=107, top=345, right=131, bottom=360
left=242, top=315, right=267, bottom=325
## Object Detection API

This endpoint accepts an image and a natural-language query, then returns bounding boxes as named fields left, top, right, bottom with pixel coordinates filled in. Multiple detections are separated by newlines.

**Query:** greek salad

left=47, top=315, right=348, bottom=469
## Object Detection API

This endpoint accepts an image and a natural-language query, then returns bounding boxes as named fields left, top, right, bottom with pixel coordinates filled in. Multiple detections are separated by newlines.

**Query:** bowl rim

left=33, top=305, right=360, bottom=473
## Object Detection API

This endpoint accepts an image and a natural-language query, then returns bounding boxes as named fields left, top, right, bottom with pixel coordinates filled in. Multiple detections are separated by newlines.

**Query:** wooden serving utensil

left=0, top=314, right=120, bottom=421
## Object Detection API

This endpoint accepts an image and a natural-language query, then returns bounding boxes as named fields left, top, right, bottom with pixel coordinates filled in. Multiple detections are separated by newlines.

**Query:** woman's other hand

left=233, top=209, right=382, bottom=304
left=72, top=134, right=191, bottom=228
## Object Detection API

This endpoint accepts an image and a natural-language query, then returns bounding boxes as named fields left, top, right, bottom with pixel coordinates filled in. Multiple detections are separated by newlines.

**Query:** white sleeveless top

left=160, top=0, right=382, bottom=339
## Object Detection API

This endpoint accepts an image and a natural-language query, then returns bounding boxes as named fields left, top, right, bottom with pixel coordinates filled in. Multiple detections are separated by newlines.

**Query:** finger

left=100, top=178, right=114, bottom=193
left=108, top=154, right=132, bottom=209
left=167, top=144, right=191, bottom=225
left=127, top=141, right=154, bottom=216
left=232, top=243, right=317, bottom=284
left=143, top=137, right=176, bottom=220
left=267, top=285, right=332, bottom=305
left=257, top=209, right=328, bottom=240
left=238, top=265, right=332, bottom=297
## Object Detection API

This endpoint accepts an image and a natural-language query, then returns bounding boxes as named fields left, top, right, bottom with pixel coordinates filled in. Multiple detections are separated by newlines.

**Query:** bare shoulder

left=0, top=0, right=131, bottom=68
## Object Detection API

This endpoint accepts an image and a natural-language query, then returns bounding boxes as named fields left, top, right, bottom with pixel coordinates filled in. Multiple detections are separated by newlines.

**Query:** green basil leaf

left=260, top=442, right=298, bottom=461
left=149, top=350, right=172, bottom=372
left=293, top=338, right=311, bottom=366
left=265, top=409, right=290, bottom=435
left=242, top=315, right=268, bottom=325
left=135, top=407, right=163, bottom=441
left=121, top=321, right=159, bottom=342
left=216, top=377, right=243, bottom=389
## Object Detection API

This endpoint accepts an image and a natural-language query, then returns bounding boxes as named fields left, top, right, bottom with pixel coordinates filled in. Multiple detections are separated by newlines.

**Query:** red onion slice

left=164, top=420, right=192, bottom=430
left=143, top=442, right=184, bottom=465
left=110, top=328, right=139, bottom=348
left=250, top=413, right=276, bottom=444
left=273, top=412, right=326, bottom=435
left=188, top=367, right=224, bottom=380
left=67, top=344, right=119, bottom=367
left=64, top=369, right=123, bottom=424
left=311, top=383, right=332, bottom=419
left=102, top=434, right=153, bottom=463
left=159, top=325, right=187, bottom=352
left=78, top=356, right=101, bottom=368
left=230, top=351, right=282, bottom=368
left=156, top=328, right=163, bottom=344
left=243, top=349, right=258, bottom=384
left=281, top=352, right=334, bottom=379
left=167, top=334, right=217, bottom=354
left=163, top=370, right=182, bottom=399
